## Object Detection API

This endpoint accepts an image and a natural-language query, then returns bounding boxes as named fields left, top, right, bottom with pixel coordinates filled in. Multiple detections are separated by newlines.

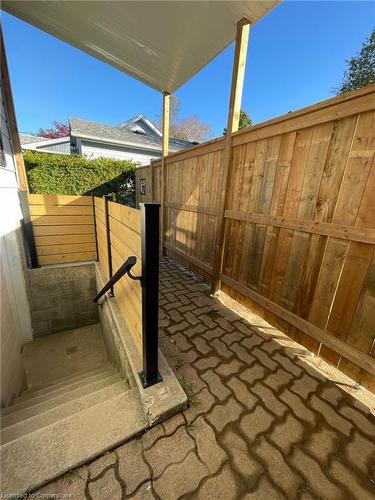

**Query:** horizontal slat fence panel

left=28, top=194, right=97, bottom=265
left=135, top=85, right=375, bottom=391
left=93, top=198, right=142, bottom=354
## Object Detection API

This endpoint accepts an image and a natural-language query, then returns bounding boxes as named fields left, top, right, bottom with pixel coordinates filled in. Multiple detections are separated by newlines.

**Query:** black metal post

left=18, top=191, right=38, bottom=268
left=139, top=202, right=162, bottom=388
left=103, top=195, right=114, bottom=295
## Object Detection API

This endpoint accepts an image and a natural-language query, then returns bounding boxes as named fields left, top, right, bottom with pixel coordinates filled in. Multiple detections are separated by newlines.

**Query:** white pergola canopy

left=3, top=0, right=279, bottom=93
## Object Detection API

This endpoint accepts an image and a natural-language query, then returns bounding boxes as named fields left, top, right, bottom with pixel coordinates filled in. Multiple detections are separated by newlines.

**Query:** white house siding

left=80, top=139, right=160, bottom=165
left=37, top=139, right=71, bottom=154
left=0, top=78, right=33, bottom=407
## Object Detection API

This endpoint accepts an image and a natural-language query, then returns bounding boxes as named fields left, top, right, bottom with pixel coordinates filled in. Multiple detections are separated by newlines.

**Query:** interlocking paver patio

left=37, top=257, right=375, bottom=499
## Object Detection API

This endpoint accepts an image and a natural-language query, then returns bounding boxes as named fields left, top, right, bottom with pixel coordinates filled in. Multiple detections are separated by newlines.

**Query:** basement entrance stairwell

left=0, top=200, right=187, bottom=496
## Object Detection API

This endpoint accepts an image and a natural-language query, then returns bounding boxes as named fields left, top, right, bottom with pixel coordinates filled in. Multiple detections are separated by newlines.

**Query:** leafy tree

left=223, top=109, right=252, bottom=135
left=37, top=121, right=70, bottom=138
left=338, top=28, right=375, bottom=95
left=156, top=96, right=212, bottom=143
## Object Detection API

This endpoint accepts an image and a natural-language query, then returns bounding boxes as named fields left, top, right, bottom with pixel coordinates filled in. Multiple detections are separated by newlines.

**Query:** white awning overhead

left=3, top=1, right=279, bottom=93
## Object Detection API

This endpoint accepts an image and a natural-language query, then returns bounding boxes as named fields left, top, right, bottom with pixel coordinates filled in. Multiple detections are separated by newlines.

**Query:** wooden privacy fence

left=27, top=194, right=97, bottom=265
left=136, top=85, right=375, bottom=391
left=94, top=197, right=142, bottom=354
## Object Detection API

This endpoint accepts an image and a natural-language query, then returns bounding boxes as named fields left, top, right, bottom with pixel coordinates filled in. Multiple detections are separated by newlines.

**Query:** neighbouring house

left=20, top=114, right=195, bottom=165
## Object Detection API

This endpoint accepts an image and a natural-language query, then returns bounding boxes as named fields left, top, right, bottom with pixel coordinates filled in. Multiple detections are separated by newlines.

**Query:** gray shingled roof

left=69, top=117, right=194, bottom=152
left=19, top=134, right=50, bottom=145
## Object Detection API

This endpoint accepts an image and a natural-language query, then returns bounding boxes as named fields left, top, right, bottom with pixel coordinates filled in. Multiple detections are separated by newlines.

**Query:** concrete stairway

left=0, top=363, right=148, bottom=495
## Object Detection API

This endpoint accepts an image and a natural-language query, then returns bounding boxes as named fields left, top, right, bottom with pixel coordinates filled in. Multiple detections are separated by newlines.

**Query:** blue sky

left=2, top=1, right=374, bottom=138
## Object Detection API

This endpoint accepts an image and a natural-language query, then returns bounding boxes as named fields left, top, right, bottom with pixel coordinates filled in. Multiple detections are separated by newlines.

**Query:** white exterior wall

left=0, top=78, right=33, bottom=407
left=80, top=140, right=161, bottom=166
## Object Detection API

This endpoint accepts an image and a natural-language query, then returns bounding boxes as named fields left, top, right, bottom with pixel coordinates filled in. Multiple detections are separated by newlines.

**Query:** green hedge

left=24, top=150, right=136, bottom=206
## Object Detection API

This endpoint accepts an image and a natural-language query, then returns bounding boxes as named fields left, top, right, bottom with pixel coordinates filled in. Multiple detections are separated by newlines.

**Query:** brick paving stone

left=143, top=426, right=195, bottom=478
left=140, top=424, right=165, bottom=450
left=264, top=369, right=294, bottom=391
left=172, top=332, right=193, bottom=351
left=241, top=335, right=265, bottom=351
left=207, top=397, right=243, bottom=433
left=204, top=326, right=226, bottom=342
left=200, top=314, right=218, bottom=329
left=240, top=405, right=274, bottom=444
left=306, top=427, right=338, bottom=462
left=274, top=352, right=303, bottom=376
left=178, top=364, right=207, bottom=394
left=211, top=338, right=233, bottom=359
left=192, top=336, right=212, bottom=355
left=202, top=369, right=231, bottom=401
left=310, top=394, right=353, bottom=436
left=258, top=340, right=281, bottom=355
left=194, top=355, right=221, bottom=372
left=290, top=448, right=345, bottom=499
left=280, top=389, right=316, bottom=426
left=251, top=382, right=288, bottom=417
left=184, top=311, right=200, bottom=325
left=188, top=416, right=226, bottom=474
left=290, top=373, right=319, bottom=399
left=128, top=481, right=156, bottom=499
left=221, top=331, right=244, bottom=346
left=153, top=451, right=208, bottom=500
left=270, top=413, right=304, bottom=453
left=251, top=346, right=278, bottom=371
left=240, top=364, right=267, bottom=385
left=256, top=437, right=302, bottom=496
left=330, top=460, right=375, bottom=500
left=167, top=320, right=190, bottom=335
left=320, top=385, right=346, bottom=405
left=215, top=317, right=234, bottom=332
left=339, top=405, right=375, bottom=437
left=345, top=431, right=375, bottom=473
left=88, top=452, right=117, bottom=479
left=88, top=468, right=122, bottom=500
left=168, top=309, right=183, bottom=323
left=221, top=430, right=262, bottom=482
left=244, top=476, right=282, bottom=500
left=117, top=438, right=150, bottom=495
left=184, top=387, right=216, bottom=424
left=184, top=323, right=207, bottom=337
left=162, top=413, right=185, bottom=435
left=197, top=463, right=238, bottom=500
left=234, top=321, right=256, bottom=336
left=227, top=377, right=257, bottom=409
left=215, top=359, right=244, bottom=378
left=229, top=342, right=256, bottom=365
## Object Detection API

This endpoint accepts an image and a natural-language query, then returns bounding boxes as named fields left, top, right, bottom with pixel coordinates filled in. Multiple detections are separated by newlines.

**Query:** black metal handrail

left=93, top=256, right=141, bottom=303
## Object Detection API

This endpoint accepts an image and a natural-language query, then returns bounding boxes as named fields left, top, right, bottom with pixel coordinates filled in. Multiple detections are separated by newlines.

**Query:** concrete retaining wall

left=26, top=263, right=99, bottom=337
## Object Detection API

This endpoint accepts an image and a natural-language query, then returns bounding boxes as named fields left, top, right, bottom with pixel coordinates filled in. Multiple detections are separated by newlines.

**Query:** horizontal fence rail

left=135, top=85, right=375, bottom=392
left=27, top=194, right=97, bottom=265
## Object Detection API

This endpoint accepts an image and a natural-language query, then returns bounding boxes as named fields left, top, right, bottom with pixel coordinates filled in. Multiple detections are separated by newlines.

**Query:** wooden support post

left=149, top=159, right=154, bottom=202
left=212, top=18, right=250, bottom=293
left=160, top=91, right=170, bottom=254
left=0, top=28, right=28, bottom=191
left=103, top=195, right=114, bottom=295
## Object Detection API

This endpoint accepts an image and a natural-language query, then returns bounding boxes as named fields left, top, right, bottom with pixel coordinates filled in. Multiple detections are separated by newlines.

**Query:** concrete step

left=14, top=365, right=116, bottom=404
left=2, top=373, right=122, bottom=418
left=1, top=388, right=148, bottom=496
left=1, top=380, right=128, bottom=444
left=20, top=364, right=114, bottom=398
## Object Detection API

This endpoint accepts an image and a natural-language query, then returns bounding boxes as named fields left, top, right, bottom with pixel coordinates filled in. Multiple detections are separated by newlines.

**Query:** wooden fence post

left=160, top=91, right=170, bottom=254
left=212, top=18, right=250, bottom=293
left=103, top=195, right=114, bottom=295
